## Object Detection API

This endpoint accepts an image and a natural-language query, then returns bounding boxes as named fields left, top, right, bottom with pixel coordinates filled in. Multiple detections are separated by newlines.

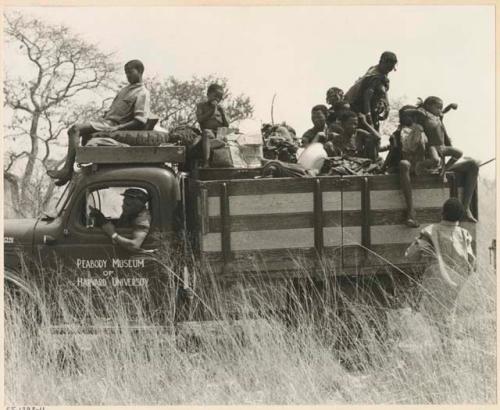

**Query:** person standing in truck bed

left=47, top=60, right=150, bottom=186
left=345, top=51, right=397, bottom=131
left=196, top=83, right=229, bottom=167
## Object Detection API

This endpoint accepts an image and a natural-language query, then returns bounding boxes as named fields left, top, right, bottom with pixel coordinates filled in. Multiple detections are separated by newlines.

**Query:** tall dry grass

left=4, top=177, right=496, bottom=405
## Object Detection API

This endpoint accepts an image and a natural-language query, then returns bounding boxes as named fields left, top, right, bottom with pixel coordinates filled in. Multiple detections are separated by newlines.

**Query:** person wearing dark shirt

left=89, top=188, right=151, bottom=253
left=345, top=51, right=397, bottom=130
left=325, top=87, right=345, bottom=125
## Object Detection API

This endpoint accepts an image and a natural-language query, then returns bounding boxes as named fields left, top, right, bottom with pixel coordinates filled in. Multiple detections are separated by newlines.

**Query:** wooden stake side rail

left=188, top=172, right=476, bottom=278
left=76, top=146, right=186, bottom=164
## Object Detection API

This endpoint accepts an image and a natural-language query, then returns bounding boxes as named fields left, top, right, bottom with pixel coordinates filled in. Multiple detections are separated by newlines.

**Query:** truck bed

left=188, top=170, right=477, bottom=279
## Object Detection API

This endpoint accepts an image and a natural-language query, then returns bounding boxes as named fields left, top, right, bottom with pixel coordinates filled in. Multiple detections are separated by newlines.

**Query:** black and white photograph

left=3, top=3, right=497, bottom=406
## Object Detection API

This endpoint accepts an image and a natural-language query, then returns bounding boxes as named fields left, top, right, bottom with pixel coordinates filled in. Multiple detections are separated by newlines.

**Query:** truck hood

left=4, top=218, right=37, bottom=246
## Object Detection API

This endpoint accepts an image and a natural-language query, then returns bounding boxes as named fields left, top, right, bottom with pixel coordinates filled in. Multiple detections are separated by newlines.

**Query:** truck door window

left=83, top=186, right=151, bottom=229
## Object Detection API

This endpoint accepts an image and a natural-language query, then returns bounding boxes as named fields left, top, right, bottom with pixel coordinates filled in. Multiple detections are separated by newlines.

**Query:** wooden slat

left=204, top=178, right=313, bottom=196
left=202, top=233, right=221, bottom=252
left=371, top=224, right=429, bottom=245
left=220, top=183, right=231, bottom=264
left=371, top=188, right=449, bottom=210
left=323, top=226, right=343, bottom=246
left=361, top=177, right=371, bottom=248
left=370, top=207, right=442, bottom=226
left=201, top=229, right=319, bottom=251
left=202, top=247, right=343, bottom=276
left=76, top=146, right=185, bottom=164
left=208, top=210, right=364, bottom=233
left=344, top=243, right=410, bottom=267
left=339, top=226, right=362, bottom=245
left=313, top=179, right=324, bottom=254
left=322, top=191, right=342, bottom=211
left=196, top=168, right=262, bottom=181
left=369, top=174, right=449, bottom=190
left=342, top=191, right=362, bottom=210
left=229, top=193, right=314, bottom=215
left=209, top=212, right=314, bottom=232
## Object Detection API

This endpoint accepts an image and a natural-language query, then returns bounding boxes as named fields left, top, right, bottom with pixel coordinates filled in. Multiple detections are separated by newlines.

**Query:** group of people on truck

left=47, top=53, right=479, bottom=234
left=262, top=51, right=479, bottom=226
left=45, top=56, right=479, bottom=338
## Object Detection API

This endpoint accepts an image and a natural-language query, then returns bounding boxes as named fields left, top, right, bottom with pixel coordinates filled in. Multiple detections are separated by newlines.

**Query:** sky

left=3, top=5, right=496, bottom=178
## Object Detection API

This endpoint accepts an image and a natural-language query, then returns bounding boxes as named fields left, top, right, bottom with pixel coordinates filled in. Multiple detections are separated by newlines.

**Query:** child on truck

left=196, top=83, right=229, bottom=167
left=405, top=97, right=463, bottom=181
left=394, top=105, right=430, bottom=227
left=329, top=110, right=381, bottom=161
left=47, top=60, right=150, bottom=186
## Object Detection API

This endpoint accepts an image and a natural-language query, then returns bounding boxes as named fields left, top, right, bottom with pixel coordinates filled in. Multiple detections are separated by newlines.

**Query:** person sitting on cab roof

left=196, top=83, right=229, bottom=167
left=47, top=60, right=150, bottom=186
left=345, top=51, right=397, bottom=131
left=89, top=188, right=151, bottom=253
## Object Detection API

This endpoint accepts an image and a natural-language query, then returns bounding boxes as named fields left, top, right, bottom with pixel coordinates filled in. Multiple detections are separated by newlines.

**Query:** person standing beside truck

left=405, top=198, right=476, bottom=349
left=89, top=188, right=151, bottom=253
left=196, top=83, right=229, bottom=167
left=47, top=60, right=150, bottom=186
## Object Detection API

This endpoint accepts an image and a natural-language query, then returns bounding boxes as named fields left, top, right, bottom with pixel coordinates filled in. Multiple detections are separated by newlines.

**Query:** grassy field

left=4, top=177, right=496, bottom=405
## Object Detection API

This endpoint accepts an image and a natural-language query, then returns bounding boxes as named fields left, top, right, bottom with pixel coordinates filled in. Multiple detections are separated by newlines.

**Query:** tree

left=145, top=75, right=253, bottom=130
left=3, top=12, right=119, bottom=216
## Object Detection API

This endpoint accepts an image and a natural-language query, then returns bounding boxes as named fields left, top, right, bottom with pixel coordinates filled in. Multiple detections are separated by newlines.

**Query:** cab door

left=36, top=183, right=172, bottom=323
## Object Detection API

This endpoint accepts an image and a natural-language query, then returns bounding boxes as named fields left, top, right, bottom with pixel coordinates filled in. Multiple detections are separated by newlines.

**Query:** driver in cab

left=90, top=188, right=151, bottom=253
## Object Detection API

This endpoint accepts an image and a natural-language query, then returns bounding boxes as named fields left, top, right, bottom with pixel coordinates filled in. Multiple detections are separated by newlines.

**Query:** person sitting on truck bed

left=196, top=83, right=229, bottom=167
left=392, top=102, right=479, bottom=223
left=302, top=105, right=330, bottom=146
left=400, top=97, right=462, bottom=178
left=329, top=111, right=382, bottom=161
left=405, top=198, right=476, bottom=349
left=327, top=100, right=351, bottom=134
left=89, top=188, right=151, bottom=253
left=325, top=86, right=345, bottom=125
left=47, top=60, right=150, bottom=186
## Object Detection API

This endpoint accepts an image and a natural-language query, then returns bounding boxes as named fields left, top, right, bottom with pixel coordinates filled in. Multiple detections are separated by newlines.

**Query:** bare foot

left=406, top=211, right=420, bottom=228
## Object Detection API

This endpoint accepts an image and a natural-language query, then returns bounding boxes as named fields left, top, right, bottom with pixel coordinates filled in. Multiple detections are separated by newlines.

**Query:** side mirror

left=43, top=235, right=57, bottom=245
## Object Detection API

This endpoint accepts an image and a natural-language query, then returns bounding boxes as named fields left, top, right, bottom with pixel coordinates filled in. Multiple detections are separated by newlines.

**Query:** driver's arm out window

left=84, top=187, right=147, bottom=229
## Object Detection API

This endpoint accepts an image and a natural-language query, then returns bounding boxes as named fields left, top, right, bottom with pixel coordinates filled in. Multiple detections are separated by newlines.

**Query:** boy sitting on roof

left=47, top=60, right=150, bottom=186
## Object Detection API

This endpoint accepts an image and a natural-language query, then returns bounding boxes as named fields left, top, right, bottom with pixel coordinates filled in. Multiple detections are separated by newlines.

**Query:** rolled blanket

left=88, top=130, right=171, bottom=146
left=261, top=160, right=308, bottom=178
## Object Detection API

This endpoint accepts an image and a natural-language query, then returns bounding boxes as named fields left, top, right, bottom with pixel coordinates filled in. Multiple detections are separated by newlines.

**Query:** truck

left=4, top=143, right=478, bottom=330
